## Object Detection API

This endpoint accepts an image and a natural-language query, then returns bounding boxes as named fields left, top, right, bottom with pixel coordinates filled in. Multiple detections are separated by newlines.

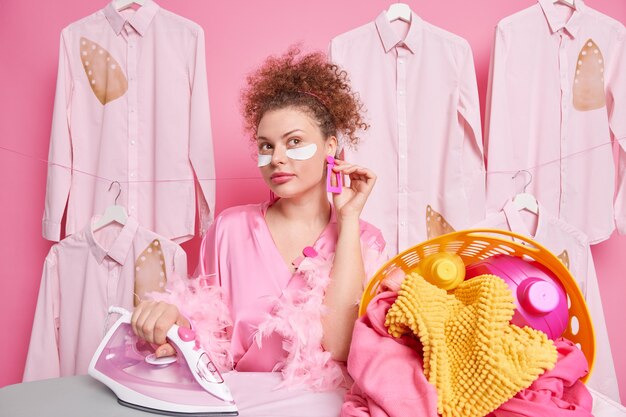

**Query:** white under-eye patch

left=257, top=154, right=272, bottom=167
left=286, top=143, right=317, bottom=160
left=257, top=143, right=318, bottom=167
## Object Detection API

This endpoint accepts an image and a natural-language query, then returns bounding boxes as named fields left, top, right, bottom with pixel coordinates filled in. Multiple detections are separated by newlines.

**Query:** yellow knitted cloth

left=385, top=272, right=557, bottom=417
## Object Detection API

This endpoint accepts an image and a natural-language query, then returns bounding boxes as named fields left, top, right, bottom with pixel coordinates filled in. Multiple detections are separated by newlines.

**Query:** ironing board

left=1, top=373, right=624, bottom=417
left=0, top=372, right=345, bottom=417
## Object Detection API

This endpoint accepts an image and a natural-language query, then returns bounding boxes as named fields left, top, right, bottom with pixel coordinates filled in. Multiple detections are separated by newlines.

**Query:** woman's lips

left=270, top=173, right=295, bottom=184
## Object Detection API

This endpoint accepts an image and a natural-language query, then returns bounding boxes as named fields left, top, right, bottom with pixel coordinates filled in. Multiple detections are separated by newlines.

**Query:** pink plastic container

left=465, top=255, right=569, bottom=340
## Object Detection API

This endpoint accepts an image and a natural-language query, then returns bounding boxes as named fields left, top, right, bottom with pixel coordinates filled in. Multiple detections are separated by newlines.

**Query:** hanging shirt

left=484, top=0, right=626, bottom=243
left=23, top=216, right=188, bottom=381
left=43, top=0, right=215, bottom=243
left=474, top=200, right=621, bottom=403
left=329, top=11, right=485, bottom=254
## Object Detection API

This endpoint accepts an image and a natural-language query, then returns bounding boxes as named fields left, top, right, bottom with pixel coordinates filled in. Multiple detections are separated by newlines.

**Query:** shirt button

left=400, top=221, right=406, bottom=226
left=399, top=122, right=406, bottom=127
left=130, top=140, right=136, bottom=145
left=399, top=91, right=405, bottom=96
left=130, top=205, right=136, bottom=211
left=130, top=172, right=136, bottom=178
left=400, top=154, right=406, bottom=159
left=130, top=108, right=135, bottom=113
left=398, top=59, right=404, bottom=64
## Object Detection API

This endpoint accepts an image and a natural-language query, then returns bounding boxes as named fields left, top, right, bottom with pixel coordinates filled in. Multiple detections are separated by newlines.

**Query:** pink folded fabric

left=341, top=291, right=439, bottom=417
left=489, top=338, right=593, bottom=417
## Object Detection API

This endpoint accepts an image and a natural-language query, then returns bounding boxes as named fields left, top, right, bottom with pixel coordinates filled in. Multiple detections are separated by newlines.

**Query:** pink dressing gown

left=153, top=201, right=388, bottom=391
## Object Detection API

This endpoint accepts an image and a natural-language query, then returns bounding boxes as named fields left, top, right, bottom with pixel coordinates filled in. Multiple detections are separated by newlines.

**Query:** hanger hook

left=512, top=170, right=533, bottom=193
left=108, top=181, right=122, bottom=205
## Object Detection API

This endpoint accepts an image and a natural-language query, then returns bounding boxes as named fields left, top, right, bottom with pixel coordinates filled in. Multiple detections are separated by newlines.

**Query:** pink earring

left=326, top=156, right=342, bottom=194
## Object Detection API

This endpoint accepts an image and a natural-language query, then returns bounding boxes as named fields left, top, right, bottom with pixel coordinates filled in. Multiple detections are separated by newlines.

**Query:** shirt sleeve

left=583, top=248, right=621, bottom=402
left=484, top=24, right=514, bottom=215
left=173, top=245, right=188, bottom=279
left=197, top=216, right=221, bottom=287
left=188, top=26, right=216, bottom=237
left=607, top=30, right=626, bottom=234
left=327, top=38, right=338, bottom=64
left=42, top=30, right=74, bottom=241
left=23, top=249, right=61, bottom=381
left=458, top=41, right=486, bottom=225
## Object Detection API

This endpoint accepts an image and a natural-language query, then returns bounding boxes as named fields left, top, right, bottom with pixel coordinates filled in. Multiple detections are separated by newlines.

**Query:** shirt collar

left=537, top=0, right=586, bottom=38
left=103, top=0, right=160, bottom=36
left=374, top=11, right=422, bottom=54
left=87, top=216, right=140, bottom=265
left=502, top=199, right=546, bottom=241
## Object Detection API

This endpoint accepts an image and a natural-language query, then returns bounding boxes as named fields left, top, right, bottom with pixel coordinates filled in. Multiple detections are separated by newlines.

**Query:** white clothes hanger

left=553, top=0, right=576, bottom=9
left=93, top=181, right=128, bottom=231
left=512, top=170, right=539, bottom=214
left=386, top=2, right=412, bottom=23
left=113, top=0, right=145, bottom=11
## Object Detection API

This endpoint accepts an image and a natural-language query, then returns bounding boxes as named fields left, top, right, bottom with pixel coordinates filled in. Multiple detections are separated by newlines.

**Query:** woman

left=131, top=47, right=387, bottom=391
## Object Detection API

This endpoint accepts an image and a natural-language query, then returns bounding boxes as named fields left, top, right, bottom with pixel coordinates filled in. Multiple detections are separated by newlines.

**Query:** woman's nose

left=271, top=147, right=287, bottom=165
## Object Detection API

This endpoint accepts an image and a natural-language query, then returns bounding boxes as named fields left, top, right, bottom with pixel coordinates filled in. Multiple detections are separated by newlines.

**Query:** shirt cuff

left=42, top=219, right=61, bottom=242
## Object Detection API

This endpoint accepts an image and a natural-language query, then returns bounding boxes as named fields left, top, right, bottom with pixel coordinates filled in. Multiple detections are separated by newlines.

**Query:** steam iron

left=89, top=307, right=238, bottom=416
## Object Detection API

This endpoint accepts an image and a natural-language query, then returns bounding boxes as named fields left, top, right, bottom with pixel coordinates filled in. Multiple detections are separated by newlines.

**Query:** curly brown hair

left=241, top=46, right=368, bottom=148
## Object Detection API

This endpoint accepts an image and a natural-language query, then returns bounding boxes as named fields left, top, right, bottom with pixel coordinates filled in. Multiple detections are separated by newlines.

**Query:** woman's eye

left=288, top=138, right=301, bottom=146
left=258, top=145, right=273, bottom=155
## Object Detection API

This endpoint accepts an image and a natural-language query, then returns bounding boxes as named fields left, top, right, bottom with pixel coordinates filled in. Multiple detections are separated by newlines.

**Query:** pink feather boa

left=253, top=254, right=345, bottom=392
left=147, top=231, right=387, bottom=392
left=147, top=273, right=234, bottom=372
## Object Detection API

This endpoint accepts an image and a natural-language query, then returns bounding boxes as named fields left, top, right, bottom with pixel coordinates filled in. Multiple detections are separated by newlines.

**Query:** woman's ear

left=326, top=136, right=338, bottom=158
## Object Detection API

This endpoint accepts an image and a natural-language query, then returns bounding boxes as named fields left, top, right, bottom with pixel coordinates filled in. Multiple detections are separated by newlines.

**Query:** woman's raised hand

left=331, top=159, right=377, bottom=222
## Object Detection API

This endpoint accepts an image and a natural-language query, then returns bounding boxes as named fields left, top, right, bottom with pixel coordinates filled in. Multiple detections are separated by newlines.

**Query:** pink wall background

left=0, top=0, right=624, bottom=400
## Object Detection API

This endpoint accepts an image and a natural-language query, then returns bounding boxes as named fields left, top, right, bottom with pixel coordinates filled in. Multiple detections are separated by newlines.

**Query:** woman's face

left=256, top=107, right=337, bottom=199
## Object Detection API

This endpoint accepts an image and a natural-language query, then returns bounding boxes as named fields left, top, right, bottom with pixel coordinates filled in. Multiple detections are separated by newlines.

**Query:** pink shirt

left=484, top=0, right=626, bottom=243
left=474, top=200, right=620, bottom=402
left=199, top=202, right=387, bottom=380
left=43, top=0, right=215, bottom=243
left=330, top=12, right=485, bottom=254
left=23, top=216, right=187, bottom=381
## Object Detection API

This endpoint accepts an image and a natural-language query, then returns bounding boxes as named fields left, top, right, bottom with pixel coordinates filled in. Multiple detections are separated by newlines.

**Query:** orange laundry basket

left=359, top=229, right=596, bottom=380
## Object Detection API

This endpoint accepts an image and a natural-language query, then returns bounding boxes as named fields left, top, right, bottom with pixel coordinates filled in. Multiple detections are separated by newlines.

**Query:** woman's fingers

left=131, top=300, right=150, bottom=341
left=153, top=304, right=180, bottom=345
left=130, top=301, right=179, bottom=345
left=156, top=342, right=176, bottom=358
left=332, top=164, right=377, bottom=199
left=333, top=163, right=376, bottom=179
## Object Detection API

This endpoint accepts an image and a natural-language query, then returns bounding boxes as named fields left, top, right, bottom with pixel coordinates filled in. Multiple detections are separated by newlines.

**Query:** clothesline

left=1, top=137, right=624, bottom=185
left=0, top=145, right=263, bottom=183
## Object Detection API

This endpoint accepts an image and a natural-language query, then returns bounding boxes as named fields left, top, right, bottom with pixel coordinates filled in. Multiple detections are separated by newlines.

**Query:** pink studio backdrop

left=0, top=0, right=624, bottom=398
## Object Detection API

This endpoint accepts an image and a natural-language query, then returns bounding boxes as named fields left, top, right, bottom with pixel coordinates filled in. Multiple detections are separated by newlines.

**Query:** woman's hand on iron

left=331, top=159, right=377, bottom=221
left=131, top=300, right=190, bottom=357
